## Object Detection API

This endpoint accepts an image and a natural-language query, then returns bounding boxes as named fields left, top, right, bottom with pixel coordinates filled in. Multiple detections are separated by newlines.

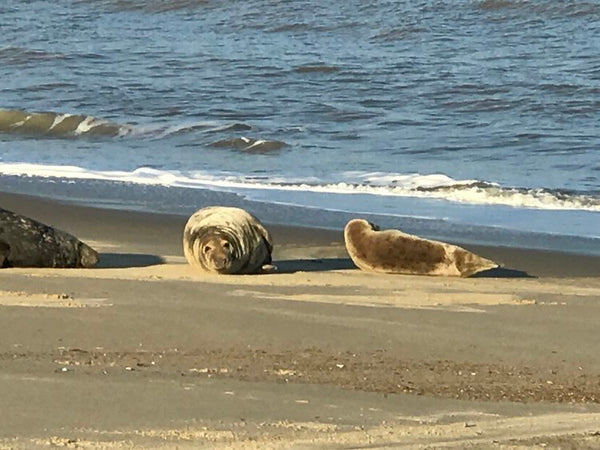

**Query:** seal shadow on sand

left=274, top=258, right=356, bottom=273
left=96, top=253, right=533, bottom=278
left=470, top=267, right=533, bottom=278
left=97, top=253, right=165, bottom=269
left=275, top=258, right=533, bottom=278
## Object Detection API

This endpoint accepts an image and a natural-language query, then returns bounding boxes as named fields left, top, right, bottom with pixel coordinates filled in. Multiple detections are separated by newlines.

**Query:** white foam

left=150, top=121, right=252, bottom=139
left=10, top=115, right=30, bottom=128
left=73, top=116, right=99, bottom=134
left=0, top=162, right=598, bottom=212
left=152, top=121, right=220, bottom=139
left=48, top=113, right=71, bottom=130
left=341, top=171, right=486, bottom=189
left=244, top=139, right=266, bottom=150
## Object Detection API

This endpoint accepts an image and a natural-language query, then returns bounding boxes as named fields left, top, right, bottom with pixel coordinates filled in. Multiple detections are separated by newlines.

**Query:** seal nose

left=213, top=255, right=230, bottom=270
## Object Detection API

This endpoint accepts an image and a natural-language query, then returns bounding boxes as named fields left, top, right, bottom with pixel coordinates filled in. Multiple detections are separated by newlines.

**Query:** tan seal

left=183, top=206, right=273, bottom=274
left=344, top=219, right=497, bottom=277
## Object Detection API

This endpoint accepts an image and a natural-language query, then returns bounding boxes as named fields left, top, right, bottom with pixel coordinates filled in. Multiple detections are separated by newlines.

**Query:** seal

left=344, top=219, right=497, bottom=277
left=183, top=206, right=273, bottom=274
left=0, top=207, right=99, bottom=268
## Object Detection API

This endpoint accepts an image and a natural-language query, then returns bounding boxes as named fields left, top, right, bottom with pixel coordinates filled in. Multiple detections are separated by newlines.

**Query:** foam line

left=0, top=163, right=597, bottom=212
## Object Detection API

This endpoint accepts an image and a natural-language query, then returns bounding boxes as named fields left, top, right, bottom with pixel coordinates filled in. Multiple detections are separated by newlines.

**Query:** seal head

left=77, top=241, right=100, bottom=268
left=189, top=228, right=239, bottom=274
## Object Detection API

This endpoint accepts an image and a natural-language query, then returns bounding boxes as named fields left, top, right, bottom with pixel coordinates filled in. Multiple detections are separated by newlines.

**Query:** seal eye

left=203, top=244, right=212, bottom=254
left=222, top=241, right=230, bottom=250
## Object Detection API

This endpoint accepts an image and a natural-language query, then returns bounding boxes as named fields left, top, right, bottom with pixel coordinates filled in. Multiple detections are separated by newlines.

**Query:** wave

left=0, top=109, right=132, bottom=137
left=0, top=47, right=67, bottom=66
left=0, top=109, right=260, bottom=141
left=209, top=137, right=287, bottom=153
left=475, top=0, right=600, bottom=18
left=0, top=163, right=597, bottom=213
left=83, top=0, right=210, bottom=13
left=294, top=64, right=340, bottom=74
left=149, top=121, right=253, bottom=139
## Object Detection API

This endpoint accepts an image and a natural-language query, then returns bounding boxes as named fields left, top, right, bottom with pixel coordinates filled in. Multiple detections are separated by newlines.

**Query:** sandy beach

left=1, top=190, right=600, bottom=448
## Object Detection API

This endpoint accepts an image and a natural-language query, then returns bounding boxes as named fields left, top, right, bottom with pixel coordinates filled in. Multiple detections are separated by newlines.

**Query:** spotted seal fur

left=344, top=219, right=497, bottom=277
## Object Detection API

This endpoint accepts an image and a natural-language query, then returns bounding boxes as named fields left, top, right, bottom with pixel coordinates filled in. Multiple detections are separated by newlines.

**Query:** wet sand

left=1, top=191, right=600, bottom=448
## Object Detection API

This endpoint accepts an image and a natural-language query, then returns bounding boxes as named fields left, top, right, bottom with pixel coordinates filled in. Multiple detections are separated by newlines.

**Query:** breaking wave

left=79, top=0, right=210, bottom=13
left=0, top=109, right=261, bottom=141
left=209, top=137, right=287, bottom=153
left=0, top=163, right=597, bottom=213
left=0, top=109, right=132, bottom=137
left=0, top=47, right=68, bottom=66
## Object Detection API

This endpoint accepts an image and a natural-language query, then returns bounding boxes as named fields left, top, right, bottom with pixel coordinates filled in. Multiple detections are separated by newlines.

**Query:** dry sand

left=1, top=191, right=600, bottom=448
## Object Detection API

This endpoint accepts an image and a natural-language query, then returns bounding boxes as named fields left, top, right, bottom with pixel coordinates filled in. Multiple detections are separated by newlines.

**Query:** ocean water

left=0, top=0, right=599, bottom=254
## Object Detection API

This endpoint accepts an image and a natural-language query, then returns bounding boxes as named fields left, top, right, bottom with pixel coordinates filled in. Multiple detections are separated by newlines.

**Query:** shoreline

left=1, top=190, right=600, bottom=447
left=1, top=173, right=599, bottom=258
left=1, top=189, right=599, bottom=278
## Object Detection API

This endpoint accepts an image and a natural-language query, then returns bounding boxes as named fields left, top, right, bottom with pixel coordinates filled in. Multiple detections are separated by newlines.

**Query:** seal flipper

left=0, top=240, right=10, bottom=268
left=261, top=263, right=277, bottom=273
left=251, top=219, right=273, bottom=254
left=259, top=235, right=276, bottom=273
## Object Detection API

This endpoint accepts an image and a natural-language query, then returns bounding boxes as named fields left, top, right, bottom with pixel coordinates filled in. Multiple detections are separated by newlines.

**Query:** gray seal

left=183, top=206, right=273, bottom=274
left=344, top=219, right=497, bottom=277
left=0, top=207, right=99, bottom=268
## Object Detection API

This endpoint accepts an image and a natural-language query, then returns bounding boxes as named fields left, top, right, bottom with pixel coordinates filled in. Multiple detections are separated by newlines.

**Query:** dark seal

left=0, top=207, right=99, bottom=268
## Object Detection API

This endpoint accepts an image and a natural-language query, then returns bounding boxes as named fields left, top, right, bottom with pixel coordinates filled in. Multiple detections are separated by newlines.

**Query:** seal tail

left=453, top=248, right=498, bottom=277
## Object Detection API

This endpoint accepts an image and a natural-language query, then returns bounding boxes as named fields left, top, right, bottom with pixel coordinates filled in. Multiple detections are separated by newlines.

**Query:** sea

left=1, top=0, right=599, bottom=255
